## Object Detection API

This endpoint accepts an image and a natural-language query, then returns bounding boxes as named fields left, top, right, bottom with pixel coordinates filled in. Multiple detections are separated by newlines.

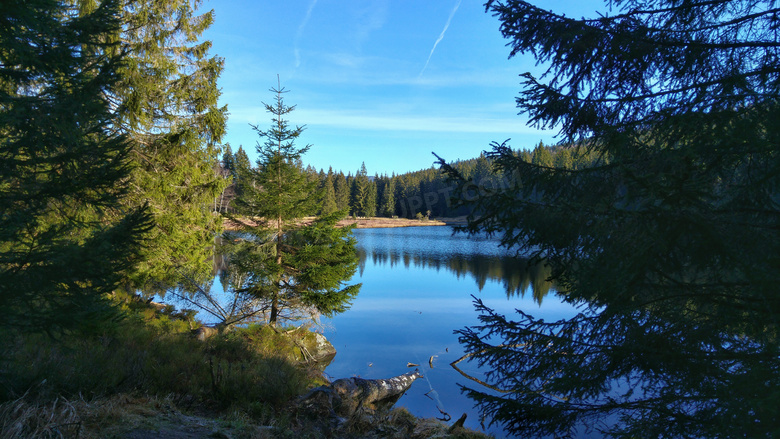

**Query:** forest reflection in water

left=321, top=226, right=578, bottom=438
left=354, top=227, right=556, bottom=304
left=161, top=226, right=557, bottom=327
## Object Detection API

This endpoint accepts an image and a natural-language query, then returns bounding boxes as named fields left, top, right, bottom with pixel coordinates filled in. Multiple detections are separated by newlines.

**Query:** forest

left=218, top=141, right=603, bottom=220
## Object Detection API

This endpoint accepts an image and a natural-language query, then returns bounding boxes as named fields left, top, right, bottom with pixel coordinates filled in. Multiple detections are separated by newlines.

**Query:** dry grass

left=336, top=217, right=446, bottom=228
left=223, top=216, right=467, bottom=231
left=0, top=396, right=81, bottom=439
left=0, top=394, right=491, bottom=439
left=0, top=394, right=279, bottom=439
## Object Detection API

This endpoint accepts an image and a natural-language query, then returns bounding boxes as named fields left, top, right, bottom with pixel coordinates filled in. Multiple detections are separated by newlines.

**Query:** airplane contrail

left=419, top=0, right=462, bottom=77
left=295, top=0, right=319, bottom=68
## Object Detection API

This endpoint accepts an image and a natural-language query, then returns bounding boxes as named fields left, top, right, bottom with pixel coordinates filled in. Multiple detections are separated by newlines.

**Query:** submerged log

left=297, top=369, right=423, bottom=424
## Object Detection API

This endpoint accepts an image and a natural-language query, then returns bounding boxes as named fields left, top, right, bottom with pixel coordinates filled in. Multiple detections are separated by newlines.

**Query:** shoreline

left=224, top=216, right=468, bottom=231
left=336, top=216, right=467, bottom=228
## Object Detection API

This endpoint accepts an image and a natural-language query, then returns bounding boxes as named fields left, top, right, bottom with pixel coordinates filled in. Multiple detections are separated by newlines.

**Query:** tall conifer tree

left=350, top=162, right=371, bottom=217
left=222, top=144, right=235, bottom=174
left=321, top=168, right=338, bottom=215
left=232, top=145, right=252, bottom=199
left=0, top=0, right=152, bottom=334
left=530, top=141, right=552, bottom=167
left=233, top=146, right=251, bottom=174
left=365, top=176, right=378, bottom=217
left=334, top=172, right=351, bottom=212
left=380, top=178, right=396, bottom=217
left=113, top=0, right=228, bottom=291
left=227, top=83, right=360, bottom=326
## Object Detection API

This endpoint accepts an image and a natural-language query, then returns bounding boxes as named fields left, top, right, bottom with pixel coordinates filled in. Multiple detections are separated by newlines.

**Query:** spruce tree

left=334, top=172, right=351, bottom=212
left=232, top=145, right=252, bottom=199
left=530, top=141, right=552, bottom=167
left=379, top=177, right=396, bottom=217
left=233, top=146, right=251, bottom=174
left=365, top=176, right=378, bottom=217
left=438, top=1, right=780, bottom=437
left=227, top=83, right=360, bottom=326
left=113, top=0, right=228, bottom=291
left=0, top=0, right=152, bottom=334
left=350, top=163, right=371, bottom=217
left=222, top=144, right=235, bottom=175
left=320, top=168, right=338, bottom=215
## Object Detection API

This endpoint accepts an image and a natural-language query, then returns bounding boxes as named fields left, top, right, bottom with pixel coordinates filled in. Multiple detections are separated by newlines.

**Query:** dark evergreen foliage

left=308, top=144, right=597, bottom=220
left=379, top=177, right=396, bottom=217
left=437, top=0, right=780, bottom=437
left=0, top=0, right=152, bottom=335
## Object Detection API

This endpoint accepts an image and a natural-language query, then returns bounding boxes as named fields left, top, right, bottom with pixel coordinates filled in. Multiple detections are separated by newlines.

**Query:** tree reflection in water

left=357, top=246, right=555, bottom=304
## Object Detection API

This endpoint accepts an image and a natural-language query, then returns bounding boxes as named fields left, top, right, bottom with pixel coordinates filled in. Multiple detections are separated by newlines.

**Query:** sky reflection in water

left=323, top=226, right=579, bottom=437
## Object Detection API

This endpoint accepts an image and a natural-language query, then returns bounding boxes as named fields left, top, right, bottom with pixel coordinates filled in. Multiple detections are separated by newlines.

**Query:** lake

left=171, top=225, right=580, bottom=437
left=321, top=226, right=580, bottom=437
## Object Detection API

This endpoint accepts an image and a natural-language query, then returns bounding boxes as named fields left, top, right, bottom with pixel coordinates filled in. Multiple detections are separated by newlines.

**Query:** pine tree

left=227, top=83, right=360, bottom=326
left=365, top=176, right=378, bottom=217
left=379, top=178, right=396, bottom=217
left=351, top=162, right=371, bottom=217
left=0, top=0, right=152, bottom=334
left=222, top=144, right=235, bottom=175
left=334, top=172, right=351, bottom=212
left=320, top=168, right=338, bottom=215
left=112, top=0, right=228, bottom=291
left=530, top=141, right=552, bottom=167
left=234, top=145, right=251, bottom=174
left=439, top=1, right=780, bottom=437
left=552, top=146, right=573, bottom=169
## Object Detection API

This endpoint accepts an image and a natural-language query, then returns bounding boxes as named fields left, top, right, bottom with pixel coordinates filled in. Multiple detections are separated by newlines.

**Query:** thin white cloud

left=228, top=103, right=547, bottom=135
left=295, top=0, right=319, bottom=68
left=286, top=109, right=550, bottom=135
left=419, top=0, right=462, bottom=77
left=353, top=1, right=388, bottom=48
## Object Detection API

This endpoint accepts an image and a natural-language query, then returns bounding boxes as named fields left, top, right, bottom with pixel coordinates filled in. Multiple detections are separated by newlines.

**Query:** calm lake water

left=322, top=226, right=580, bottom=437
left=168, top=226, right=580, bottom=437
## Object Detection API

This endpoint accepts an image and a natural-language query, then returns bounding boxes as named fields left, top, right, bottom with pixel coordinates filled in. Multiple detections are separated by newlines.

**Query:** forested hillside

left=218, top=141, right=604, bottom=219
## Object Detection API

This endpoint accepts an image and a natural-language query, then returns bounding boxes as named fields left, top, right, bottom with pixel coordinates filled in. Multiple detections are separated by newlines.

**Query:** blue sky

left=204, top=0, right=604, bottom=175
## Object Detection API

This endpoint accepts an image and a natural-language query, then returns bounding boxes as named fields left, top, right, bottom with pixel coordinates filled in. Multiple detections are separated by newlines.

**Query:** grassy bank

left=0, top=293, right=490, bottom=438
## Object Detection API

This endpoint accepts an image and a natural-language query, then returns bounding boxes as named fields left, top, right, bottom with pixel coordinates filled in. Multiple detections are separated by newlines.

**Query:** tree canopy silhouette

left=438, top=0, right=780, bottom=437
left=0, top=0, right=152, bottom=335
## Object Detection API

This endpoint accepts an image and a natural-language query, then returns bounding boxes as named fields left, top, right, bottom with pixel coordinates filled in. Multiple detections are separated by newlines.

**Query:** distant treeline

left=217, top=142, right=603, bottom=219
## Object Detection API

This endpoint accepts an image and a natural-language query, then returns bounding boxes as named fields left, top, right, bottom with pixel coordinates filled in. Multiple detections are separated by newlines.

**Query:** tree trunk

left=269, top=292, right=278, bottom=327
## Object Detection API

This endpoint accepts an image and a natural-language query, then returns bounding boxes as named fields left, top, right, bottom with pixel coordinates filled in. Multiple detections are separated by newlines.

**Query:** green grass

left=0, top=294, right=314, bottom=413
